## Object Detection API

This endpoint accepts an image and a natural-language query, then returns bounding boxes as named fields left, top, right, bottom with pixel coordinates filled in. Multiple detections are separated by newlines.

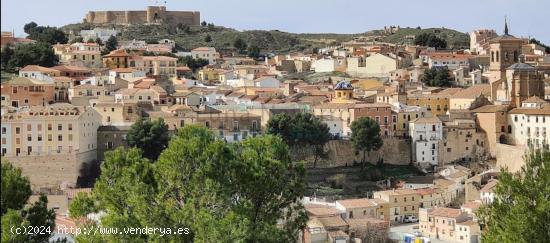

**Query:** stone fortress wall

left=84, top=6, right=200, bottom=26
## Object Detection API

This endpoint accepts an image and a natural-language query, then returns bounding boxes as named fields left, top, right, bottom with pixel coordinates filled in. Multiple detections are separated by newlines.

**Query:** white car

left=403, top=215, right=419, bottom=223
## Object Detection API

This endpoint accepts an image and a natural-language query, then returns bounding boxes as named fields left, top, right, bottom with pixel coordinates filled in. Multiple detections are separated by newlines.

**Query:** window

left=432, top=125, right=436, bottom=131
left=58, top=124, right=62, bottom=131
left=27, top=135, right=32, bottom=142
left=233, top=121, right=239, bottom=131
left=68, top=134, right=73, bottom=141
left=27, top=124, right=32, bottom=131
left=205, top=121, right=210, bottom=128
left=1, top=127, right=5, bottom=134
left=68, top=123, right=73, bottom=131
left=48, top=124, right=52, bottom=131
left=58, top=135, right=63, bottom=141
left=12, top=87, right=17, bottom=94
left=38, top=135, right=42, bottom=141
left=48, top=134, right=52, bottom=141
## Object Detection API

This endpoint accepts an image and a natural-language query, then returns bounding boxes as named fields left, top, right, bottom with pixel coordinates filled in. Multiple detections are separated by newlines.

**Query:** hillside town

left=1, top=4, right=549, bottom=243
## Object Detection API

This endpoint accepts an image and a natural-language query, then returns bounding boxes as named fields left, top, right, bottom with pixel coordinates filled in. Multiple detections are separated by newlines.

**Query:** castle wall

left=85, top=7, right=200, bottom=26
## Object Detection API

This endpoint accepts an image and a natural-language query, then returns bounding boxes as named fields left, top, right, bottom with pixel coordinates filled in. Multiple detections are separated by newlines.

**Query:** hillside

left=61, top=23, right=469, bottom=53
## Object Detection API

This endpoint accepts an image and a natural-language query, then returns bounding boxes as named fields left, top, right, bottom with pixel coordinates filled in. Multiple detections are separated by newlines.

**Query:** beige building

left=419, top=207, right=479, bottom=243
left=347, top=53, right=398, bottom=78
left=335, top=198, right=387, bottom=220
left=1, top=104, right=101, bottom=189
left=53, top=43, right=102, bottom=68
left=440, top=119, right=488, bottom=164
left=472, top=105, right=510, bottom=157
left=130, top=55, right=177, bottom=77
left=373, top=189, right=421, bottom=223
left=449, top=85, right=492, bottom=110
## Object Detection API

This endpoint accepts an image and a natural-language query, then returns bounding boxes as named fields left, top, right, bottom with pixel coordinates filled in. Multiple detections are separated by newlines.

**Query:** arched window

left=504, top=51, right=509, bottom=61
left=508, top=125, right=512, bottom=133
left=491, top=51, right=494, bottom=62
left=514, top=51, right=518, bottom=62
left=496, top=51, right=500, bottom=62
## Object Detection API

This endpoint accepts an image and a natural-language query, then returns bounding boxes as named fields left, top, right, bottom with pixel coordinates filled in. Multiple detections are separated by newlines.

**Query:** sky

left=2, top=0, right=549, bottom=44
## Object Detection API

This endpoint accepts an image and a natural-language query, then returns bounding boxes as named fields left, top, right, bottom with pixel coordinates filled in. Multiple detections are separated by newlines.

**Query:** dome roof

left=507, top=63, right=535, bottom=71
left=334, top=81, right=354, bottom=90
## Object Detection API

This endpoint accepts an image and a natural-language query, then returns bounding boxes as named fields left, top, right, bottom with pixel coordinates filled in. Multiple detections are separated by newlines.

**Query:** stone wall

left=495, top=143, right=526, bottom=173
left=3, top=150, right=97, bottom=190
left=302, top=138, right=412, bottom=168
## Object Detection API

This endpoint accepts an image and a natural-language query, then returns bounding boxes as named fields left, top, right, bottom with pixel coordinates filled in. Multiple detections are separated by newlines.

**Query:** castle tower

left=488, top=18, right=524, bottom=100
left=146, top=6, right=166, bottom=23
left=332, top=81, right=354, bottom=103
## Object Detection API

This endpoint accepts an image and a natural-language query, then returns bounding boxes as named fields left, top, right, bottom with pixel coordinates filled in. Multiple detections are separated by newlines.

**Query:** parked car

left=403, top=215, right=419, bottom=223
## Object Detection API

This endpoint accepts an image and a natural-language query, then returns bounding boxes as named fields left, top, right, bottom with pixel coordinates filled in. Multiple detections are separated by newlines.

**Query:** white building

left=79, top=28, right=118, bottom=42
left=480, top=180, right=497, bottom=204
left=410, top=117, right=443, bottom=166
left=428, top=53, right=470, bottom=70
left=313, top=58, right=337, bottom=73
left=507, top=97, right=550, bottom=148
left=254, top=76, right=280, bottom=88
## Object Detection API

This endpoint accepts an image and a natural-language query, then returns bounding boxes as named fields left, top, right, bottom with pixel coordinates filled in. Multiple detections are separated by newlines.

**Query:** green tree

left=95, top=37, right=102, bottom=45
left=126, top=118, right=169, bottom=160
left=23, top=22, right=38, bottom=34
left=68, top=192, right=97, bottom=218
left=5, top=42, right=58, bottom=70
left=247, top=45, right=261, bottom=59
left=204, top=34, right=212, bottom=43
left=266, top=112, right=331, bottom=168
left=1, top=162, right=32, bottom=215
left=22, top=194, right=56, bottom=243
left=70, top=36, right=84, bottom=44
left=1, top=44, right=15, bottom=72
left=477, top=146, right=550, bottom=242
left=1, top=209, right=27, bottom=243
left=102, top=35, right=118, bottom=55
left=421, top=66, right=452, bottom=87
left=177, top=56, right=209, bottom=71
left=201, top=21, right=207, bottom=27
left=350, top=117, right=383, bottom=167
left=87, top=125, right=307, bottom=242
left=86, top=38, right=95, bottom=43
left=26, top=25, right=68, bottom=44
left=233, top=38, right=248, bottom=53
left=529, top=38, right=550, bottom=54
left=414, top=33, right=447, bottom=49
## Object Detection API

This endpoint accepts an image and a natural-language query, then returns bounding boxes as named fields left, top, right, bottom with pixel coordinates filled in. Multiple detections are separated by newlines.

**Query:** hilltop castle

left=84, top=6, right=200, bottom=26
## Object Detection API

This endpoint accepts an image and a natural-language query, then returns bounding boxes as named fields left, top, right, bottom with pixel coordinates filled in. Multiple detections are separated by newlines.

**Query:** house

left=419, top=207, right=479, bottom=243
left=313, top=58, right=337, bottom=73
left=1, top=77, right=55, bottom=107
left=103, top=49, right=131, bottom=69
left=53, top=43, right=102, bottom=68
left=130, top=55, right=177, bottom=77
left=507, top=97, right=550, bottom=148
left=335, top=198, right=385, bottom=220
left=108, top=68, right=146, bottom=82
left=480, top=179, right=498, bottom=204
left=449, top=85, right=492, bottom=110
left=19, top=65, right=61, bottom=81
left=191, top=47, right=220, bottom=64
left=346, top=53, right=398, bottom=78
left=373, top=189, right=421, bottom=223
left=79, top=28, right=118, bottom=42
left=254, top=76, right=281, bottom=88
left=410, top=117, right=443, bottom=167
left=427, top=53, right=471, bottom=70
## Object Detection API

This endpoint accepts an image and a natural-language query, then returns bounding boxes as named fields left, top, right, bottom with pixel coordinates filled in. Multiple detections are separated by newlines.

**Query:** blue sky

left=2, top=0, right=549, bottom=44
